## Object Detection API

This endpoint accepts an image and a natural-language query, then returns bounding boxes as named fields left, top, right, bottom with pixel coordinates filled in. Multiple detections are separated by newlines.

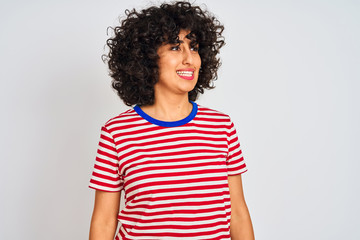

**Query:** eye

left=191, top=46, right=199, bottom=52
left=170, top=45, right=180, bottom=51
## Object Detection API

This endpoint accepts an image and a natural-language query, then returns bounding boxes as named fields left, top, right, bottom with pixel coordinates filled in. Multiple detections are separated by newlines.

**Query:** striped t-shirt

left=89, top=100, right=247, bottom=240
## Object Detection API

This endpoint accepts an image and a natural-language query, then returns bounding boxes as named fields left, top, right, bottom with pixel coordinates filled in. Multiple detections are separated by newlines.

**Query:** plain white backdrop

left=1, top=0, right=359, bottom=239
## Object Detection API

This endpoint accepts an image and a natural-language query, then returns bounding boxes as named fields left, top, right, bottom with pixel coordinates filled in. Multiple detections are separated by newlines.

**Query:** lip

left=176, top=68, right=195, bottom=80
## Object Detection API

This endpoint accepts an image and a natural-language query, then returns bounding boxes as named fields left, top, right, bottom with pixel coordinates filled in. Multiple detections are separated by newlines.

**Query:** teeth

left=176, top=71, right=193, bottom=76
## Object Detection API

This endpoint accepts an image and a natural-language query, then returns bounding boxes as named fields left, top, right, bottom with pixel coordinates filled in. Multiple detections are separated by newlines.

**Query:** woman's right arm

left=89, top=190, right=121, bottom=240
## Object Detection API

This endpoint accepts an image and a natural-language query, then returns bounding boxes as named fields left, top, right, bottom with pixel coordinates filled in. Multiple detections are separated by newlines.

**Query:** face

left=155, top=29, right=201, bottom=99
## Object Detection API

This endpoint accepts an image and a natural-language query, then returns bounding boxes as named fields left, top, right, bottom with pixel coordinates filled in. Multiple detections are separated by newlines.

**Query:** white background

left=1, top=0, right=359, bottom=239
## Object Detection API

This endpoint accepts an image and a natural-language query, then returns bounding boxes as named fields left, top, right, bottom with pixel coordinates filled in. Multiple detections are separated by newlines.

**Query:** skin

left=89, top=191, right=120, bottom=240
left=140, top=29, right=201, bottom=121
left=228, top=174, right=255, bottom=239
left=89, top=29, right=255, bottom=240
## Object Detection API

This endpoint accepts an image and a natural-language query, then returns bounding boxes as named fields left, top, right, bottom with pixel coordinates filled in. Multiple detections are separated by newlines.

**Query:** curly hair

left=104, top=1, right=225, bottom=106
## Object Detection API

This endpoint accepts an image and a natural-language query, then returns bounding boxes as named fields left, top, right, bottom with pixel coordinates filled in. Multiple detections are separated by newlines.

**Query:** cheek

left=196, top=55, right=202, bottom=69
left=158, top=57, right=178, bottom=74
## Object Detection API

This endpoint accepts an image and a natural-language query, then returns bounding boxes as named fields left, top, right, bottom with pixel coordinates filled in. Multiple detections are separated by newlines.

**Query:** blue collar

left=134, top=101, right=198, bottom=127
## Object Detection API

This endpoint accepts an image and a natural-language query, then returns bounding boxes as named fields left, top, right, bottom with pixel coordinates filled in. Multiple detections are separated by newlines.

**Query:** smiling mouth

left=176, top=70, right=194, bottom=80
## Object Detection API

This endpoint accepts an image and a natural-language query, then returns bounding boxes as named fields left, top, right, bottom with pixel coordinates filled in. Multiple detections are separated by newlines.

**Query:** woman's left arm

left=228, top=174, right=255, bottom=240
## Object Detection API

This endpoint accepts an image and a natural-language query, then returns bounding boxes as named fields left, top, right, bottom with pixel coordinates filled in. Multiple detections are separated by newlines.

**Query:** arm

left=89, top=190, right=121, bottom=240
left=228, top=174, right=255, bottom=240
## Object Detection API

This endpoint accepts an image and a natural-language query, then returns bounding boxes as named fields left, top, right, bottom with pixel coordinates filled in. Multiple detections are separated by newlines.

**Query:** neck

left=140, top=94, right=193, bottom=121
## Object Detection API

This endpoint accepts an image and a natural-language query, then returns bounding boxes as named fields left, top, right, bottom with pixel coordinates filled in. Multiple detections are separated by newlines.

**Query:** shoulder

left=102, top=107, right=138, bottom=131
left=196, top=103, right=232, bottom=123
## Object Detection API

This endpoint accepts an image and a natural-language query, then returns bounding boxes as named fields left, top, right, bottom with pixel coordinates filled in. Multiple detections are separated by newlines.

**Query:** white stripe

left=127, top=186, right=230, bottom=199
left=91, top=174, right=120, bottom=184
left=89, top=183, right=121, bottom=192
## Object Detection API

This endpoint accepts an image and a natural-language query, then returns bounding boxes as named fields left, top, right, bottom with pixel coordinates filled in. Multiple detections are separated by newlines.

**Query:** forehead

left=173, top=29, right=198, bottom=45
left=160, top=29, right=198, bottom=47
left=178, top=29, right=191, bottom=40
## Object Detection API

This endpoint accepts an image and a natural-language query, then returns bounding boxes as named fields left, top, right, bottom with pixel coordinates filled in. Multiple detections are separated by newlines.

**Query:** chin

left=182, top=84, right=197, bottom=93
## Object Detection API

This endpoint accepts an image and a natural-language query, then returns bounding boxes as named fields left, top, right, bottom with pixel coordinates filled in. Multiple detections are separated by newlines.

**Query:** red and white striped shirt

left=89, top=101, right=247, bottom=240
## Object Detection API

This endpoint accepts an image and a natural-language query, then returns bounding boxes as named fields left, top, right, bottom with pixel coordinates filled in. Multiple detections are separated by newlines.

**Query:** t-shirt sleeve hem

left=227, top=168, right=248, bottom=176
left=89, top=185, right=122, bottom=192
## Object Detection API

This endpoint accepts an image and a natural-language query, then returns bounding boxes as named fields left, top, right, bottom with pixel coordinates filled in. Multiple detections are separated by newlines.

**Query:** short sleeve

left=89, top=125, right=123, bottom=192
left=226, top=117, right=248, bottom=176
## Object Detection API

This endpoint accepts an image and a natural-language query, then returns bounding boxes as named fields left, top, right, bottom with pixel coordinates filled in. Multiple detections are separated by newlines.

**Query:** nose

left=182, top=48, right=194, bottom=65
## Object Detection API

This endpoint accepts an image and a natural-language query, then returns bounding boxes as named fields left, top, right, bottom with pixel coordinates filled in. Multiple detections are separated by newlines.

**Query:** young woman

left=89, top=1, right=254, bottom=239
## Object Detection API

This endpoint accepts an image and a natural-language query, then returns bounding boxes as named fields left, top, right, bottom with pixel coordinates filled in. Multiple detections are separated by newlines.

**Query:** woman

left=89, top=1, right=254, bottom=239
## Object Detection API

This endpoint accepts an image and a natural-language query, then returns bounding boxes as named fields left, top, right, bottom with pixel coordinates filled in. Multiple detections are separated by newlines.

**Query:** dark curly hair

left=104, top=1, right=225, bottom=106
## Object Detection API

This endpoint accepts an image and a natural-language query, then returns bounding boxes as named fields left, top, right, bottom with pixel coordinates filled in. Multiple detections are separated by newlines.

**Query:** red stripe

left=127, top=175, right=227, bottom=193
left=92, top=171, right=119, bottom=181
left=120, top=215, right=229, bottom=227
left=93, top=164, right=118, bottom=174
left=96, top=149, right=118, bottom=161
left=117, top=135, right=226, bottom=152
left=119, top=223, right=230, bottom=238
left=125, top=198, right=229, bottom=210
left=89, top=179, right=121, bottom=189
left=113, top=128, right=226, bottom=145
left=127, top=157, right=225, bottom=176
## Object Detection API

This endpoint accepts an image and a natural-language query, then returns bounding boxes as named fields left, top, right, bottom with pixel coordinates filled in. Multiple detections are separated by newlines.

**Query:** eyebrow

left=172, top=39, right=199, bottom=45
